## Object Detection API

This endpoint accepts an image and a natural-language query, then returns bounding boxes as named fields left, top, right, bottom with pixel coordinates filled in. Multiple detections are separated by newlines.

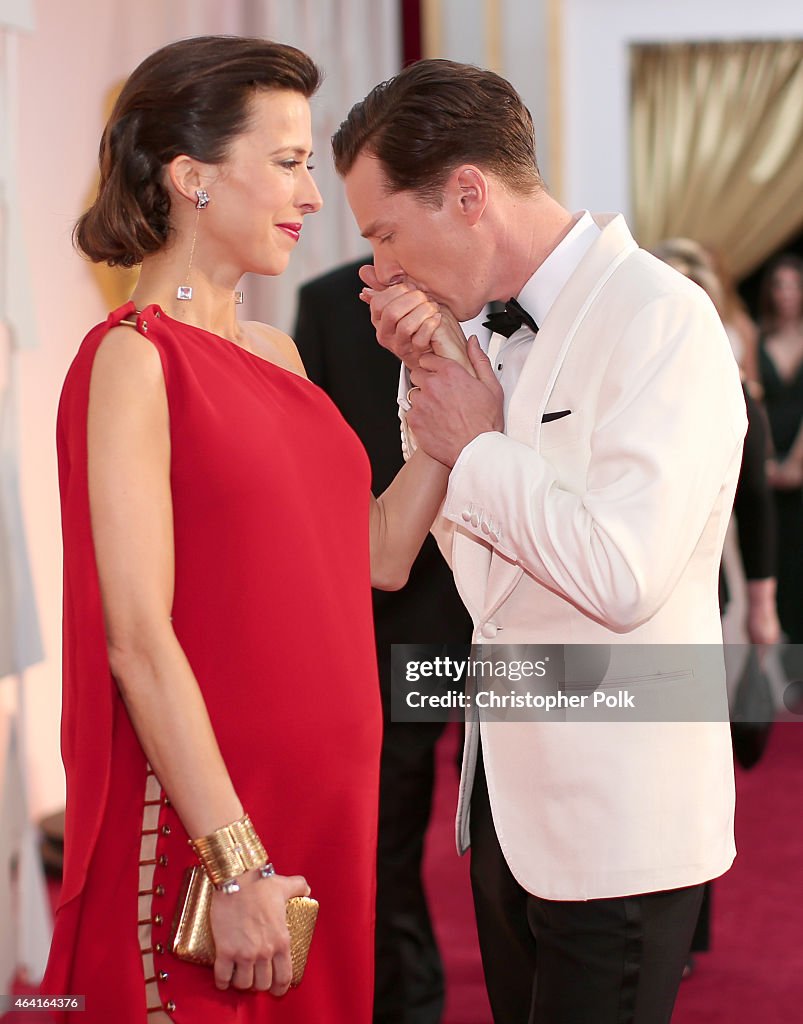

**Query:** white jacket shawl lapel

left=479, top=216, right=638, bottom=620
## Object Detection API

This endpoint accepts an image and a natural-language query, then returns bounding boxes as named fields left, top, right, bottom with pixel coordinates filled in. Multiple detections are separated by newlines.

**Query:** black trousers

left=373, top=718, right=446, bottom=1024
left=469, top=750, right=705, bottom=1024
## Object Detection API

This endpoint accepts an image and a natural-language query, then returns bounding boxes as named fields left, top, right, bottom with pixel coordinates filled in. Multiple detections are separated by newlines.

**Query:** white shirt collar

left=517, top=211, right=599, bottom=328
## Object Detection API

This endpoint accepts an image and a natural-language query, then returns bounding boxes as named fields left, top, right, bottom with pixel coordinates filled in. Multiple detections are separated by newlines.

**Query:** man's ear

left=452, top=165, right=488, bottom=226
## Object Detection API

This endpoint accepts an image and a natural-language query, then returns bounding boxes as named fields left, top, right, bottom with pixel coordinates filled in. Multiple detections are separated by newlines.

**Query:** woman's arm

left=767, top=417, right=803, bottom=489
left=733, top=387, right=781, bottom=646
left=735, top=310, right=760, bottom=391
left=87, top=327, right=305, bottom=995
left=359, top=282, right=499, bottom=589
left=368, top=336, right=501, bottom=591
left=369, top=448, right=452, bottom=590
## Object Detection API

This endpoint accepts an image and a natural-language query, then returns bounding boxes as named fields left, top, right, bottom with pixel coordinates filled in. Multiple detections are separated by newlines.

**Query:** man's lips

left=277, top=222, right=302, bottom=241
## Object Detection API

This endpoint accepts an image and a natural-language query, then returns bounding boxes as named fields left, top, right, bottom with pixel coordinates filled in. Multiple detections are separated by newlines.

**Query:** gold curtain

left=631, top=40, right=803, bottom=278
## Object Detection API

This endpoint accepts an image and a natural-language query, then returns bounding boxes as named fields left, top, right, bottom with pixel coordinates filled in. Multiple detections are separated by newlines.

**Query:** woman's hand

left=358, top=265, right=475, bottom=376
left=766, top=455, right=803, bottom=490
left=210, top=870, right=310, bottom=996
left=430, top=305, right=476, bottom=376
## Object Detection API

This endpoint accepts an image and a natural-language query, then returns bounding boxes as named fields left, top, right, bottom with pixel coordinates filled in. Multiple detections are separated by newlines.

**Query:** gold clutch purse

left=169, top=866, right=319, bottom=986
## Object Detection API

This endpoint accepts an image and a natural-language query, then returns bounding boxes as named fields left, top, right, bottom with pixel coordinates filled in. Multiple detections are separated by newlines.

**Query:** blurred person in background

left=757, top=254, right=803, bottom=649
left=702, top=246, right=761, bottom=390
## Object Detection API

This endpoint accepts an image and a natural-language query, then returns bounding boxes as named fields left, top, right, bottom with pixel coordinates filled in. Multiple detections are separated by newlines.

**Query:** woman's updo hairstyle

left=75, top=36, right=321, bottom=268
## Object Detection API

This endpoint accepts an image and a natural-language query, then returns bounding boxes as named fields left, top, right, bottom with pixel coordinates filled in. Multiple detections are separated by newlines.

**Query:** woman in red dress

left=42, top=36, right=473, bottom=1024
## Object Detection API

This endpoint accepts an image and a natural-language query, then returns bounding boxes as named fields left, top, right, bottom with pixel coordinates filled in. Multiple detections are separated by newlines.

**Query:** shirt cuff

left=398, top=363, right=413, bottom=412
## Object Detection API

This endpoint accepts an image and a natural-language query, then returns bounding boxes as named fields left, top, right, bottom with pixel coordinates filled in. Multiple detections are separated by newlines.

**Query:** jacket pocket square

left=541, top=409, right=572, bottom=423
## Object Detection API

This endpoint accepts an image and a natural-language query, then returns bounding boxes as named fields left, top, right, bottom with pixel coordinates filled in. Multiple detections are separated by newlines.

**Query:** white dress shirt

left=490, top=211, right=599, bottom=422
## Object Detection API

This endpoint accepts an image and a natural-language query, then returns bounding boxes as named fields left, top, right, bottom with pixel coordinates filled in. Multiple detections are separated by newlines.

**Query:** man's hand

left=359, top=265, right=472, bottom=374
left=407, top=337, right=504, bottom=467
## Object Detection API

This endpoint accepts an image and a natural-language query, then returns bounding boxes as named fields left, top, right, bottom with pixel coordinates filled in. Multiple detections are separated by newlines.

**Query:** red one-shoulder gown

left=42, top=303, right=382, bottom=1023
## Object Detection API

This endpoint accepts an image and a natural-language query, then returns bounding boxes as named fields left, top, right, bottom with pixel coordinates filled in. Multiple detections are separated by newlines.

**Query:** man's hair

left=332, top=59, right=543, bottom=205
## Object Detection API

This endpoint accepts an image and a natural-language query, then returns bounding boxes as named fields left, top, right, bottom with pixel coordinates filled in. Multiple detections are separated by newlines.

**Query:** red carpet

left=423, top=725, right=492, bottom=1024
left=423, top=722, right=803, bottom=1024
left=673, top=723, right=803, bottom=1024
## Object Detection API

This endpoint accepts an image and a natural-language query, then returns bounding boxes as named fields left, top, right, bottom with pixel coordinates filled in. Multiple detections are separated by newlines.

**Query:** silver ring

left=406, top=386, right=421, bottom=403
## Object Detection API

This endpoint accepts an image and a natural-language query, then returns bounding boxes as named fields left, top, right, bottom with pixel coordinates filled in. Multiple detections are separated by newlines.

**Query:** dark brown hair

left=332, top=59, right=542, bottom=205
left=76, top=36, right=321, bottom=267
left=759, top=253, right=803, bottom=331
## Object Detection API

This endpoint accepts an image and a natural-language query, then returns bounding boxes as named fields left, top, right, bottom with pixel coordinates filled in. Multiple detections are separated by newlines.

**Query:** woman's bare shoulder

left=243, top=321, right=308, bottom=378
left=90, top=323, right=165, bottom=393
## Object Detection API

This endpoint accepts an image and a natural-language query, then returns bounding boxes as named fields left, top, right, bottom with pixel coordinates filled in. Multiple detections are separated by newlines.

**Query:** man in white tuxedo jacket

left=334, top=60, right=747, bottom=1024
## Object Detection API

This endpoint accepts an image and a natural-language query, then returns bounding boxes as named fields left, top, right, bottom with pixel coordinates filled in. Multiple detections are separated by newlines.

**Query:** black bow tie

left=482, top=298, right=538, bottom=338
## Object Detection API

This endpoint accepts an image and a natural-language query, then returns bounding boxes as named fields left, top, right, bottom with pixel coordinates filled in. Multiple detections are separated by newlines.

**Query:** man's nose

left=373, top=250, right=404, bottom=288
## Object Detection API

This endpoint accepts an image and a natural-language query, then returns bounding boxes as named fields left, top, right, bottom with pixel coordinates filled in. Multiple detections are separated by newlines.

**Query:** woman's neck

left=131, top=257, right=245, bottom=344
left=773, top=313, right=803, bottom=334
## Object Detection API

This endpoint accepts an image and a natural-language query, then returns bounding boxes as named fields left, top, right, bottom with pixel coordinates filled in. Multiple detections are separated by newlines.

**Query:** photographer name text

left=406, top=689, right=636, bottom=710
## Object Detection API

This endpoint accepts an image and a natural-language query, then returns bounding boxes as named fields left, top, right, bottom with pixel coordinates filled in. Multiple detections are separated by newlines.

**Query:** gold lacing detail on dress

left=118, top=308, right=162, bottom=331
left=139, top=767, right=174, bottom=1021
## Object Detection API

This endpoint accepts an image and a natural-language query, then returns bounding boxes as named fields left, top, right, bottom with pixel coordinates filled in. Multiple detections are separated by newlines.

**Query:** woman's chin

left=247, top=254, right=293, bottom=278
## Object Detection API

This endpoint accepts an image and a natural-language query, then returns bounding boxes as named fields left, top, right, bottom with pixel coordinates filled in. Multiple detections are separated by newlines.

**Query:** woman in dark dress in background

left=758, top=255, right=803, bottom=648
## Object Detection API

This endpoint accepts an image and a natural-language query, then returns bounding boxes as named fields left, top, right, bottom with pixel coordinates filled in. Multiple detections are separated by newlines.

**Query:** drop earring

left=177, top=189, right=210, bottom=301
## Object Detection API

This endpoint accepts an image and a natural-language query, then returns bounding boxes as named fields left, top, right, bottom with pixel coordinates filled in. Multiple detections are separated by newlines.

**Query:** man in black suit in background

left=295, top=259, right=473, bottom=1024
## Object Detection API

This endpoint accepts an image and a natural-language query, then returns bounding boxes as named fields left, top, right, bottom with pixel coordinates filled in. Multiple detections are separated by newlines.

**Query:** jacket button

left=462, top=509, right=472, bottom=522
left=470, top=512, right=480, bottom=527
left=481, top=622, right=498, bottom=639
left=480, top=520, right=490, bottom=534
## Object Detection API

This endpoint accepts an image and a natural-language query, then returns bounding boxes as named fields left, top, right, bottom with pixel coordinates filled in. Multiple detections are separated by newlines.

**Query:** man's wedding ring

left=406, top=386, right=421, bottom=403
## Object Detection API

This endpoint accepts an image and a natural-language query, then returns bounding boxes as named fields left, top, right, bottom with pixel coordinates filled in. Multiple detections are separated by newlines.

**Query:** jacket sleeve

left=442, top=290, right=748, bottom=630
